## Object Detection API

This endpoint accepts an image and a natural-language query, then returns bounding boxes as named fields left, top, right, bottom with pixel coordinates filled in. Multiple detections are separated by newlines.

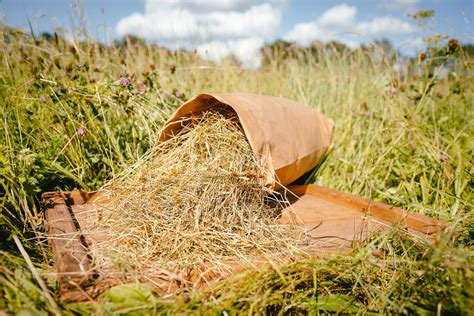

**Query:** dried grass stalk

left=88, top=108, right=304, bottom=277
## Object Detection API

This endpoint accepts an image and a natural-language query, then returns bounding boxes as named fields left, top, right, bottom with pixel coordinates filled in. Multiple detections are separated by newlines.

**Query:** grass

left=0, top=25, right=473, bottom=314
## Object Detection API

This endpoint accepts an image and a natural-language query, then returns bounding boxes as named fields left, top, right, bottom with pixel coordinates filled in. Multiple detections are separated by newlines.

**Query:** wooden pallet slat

left=44, top=193, right=95, bottom=298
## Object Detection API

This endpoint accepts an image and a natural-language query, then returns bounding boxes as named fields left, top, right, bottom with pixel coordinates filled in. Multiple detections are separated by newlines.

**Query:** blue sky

left=1, top=0, right=472, bottom=67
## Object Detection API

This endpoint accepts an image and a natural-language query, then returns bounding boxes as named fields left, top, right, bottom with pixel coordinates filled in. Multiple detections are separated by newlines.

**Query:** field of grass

left=0, top=25, right=473, bottom=314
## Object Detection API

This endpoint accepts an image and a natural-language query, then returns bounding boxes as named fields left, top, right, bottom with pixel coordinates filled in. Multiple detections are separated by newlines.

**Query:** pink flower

left=390, top=86, right=397, bottom=94
left=38, top=95, right=46, bottom=103
left=420, top=50, right=427, bottom=61
left=439, top=155, right=449, bottom=162
left=135, top=81, right=147, bottom=95
left=119, top=77, right=131, bottom=87
left=76, top=127, right=87, bottom=136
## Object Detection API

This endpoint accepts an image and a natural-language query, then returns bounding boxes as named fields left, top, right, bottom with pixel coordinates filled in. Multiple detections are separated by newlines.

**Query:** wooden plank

left=288, top=184, right=446, bottom=234
left=43, top=193, right=95, bottom=298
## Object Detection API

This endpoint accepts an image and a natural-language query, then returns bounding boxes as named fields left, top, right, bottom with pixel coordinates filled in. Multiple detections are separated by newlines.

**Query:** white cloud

left=116, top=0, right=282, bottom=68
left=197, top=37, right=264, bottom=69
left=357, top=17, right=414, bottom=36
left=284, top=3, right=416, bottom=48
left=117, top=3, right=280, bottom=41
left=283, top=4, right=358, bottom=46
left=318, top=4, right=356, bottom=28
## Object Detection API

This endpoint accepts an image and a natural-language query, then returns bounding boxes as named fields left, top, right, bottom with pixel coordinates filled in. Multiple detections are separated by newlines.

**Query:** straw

left=87, top=108, right=305, bottom=278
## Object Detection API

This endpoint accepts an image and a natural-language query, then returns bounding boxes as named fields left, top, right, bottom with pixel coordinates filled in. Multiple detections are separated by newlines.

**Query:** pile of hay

left=89, top=108, right=304, bottom=277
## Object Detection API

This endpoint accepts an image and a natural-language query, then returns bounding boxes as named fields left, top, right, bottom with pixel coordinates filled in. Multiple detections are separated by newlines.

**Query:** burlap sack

left=159, top=93, right=334, bottom=189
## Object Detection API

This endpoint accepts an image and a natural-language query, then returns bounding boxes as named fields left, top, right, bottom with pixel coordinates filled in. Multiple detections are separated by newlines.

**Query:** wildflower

left=38, top=95, right=46, bottom=103
left=76, top=127, right=87, bottom=136
left=135, top=81, right=147, bottom=95
left=65, top=65, right=72, bottom=77
left=448, top=38, right=459, bottom=54
left=119, top=76, right=131, bottom=87
left=175, top=90, right=182, bottom=98
left=439, top=155, right=449, bottom=162
left=420, top=50, right=427, bottom=61
left=390, top=85, right=397, bottom=94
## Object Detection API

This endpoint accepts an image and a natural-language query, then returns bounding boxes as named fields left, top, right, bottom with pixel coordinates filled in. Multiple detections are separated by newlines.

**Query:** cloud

left=318, top=4, right=356, bottom=29
left=116, top=0, right=282, bottom=68
left=197, top=37, right=264, bottom=69
left=357, top=17, right=414, bottom=36
left=284, top=3, right=416, bottom=48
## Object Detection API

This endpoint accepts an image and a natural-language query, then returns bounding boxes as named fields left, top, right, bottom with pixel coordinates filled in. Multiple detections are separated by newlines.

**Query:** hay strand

left=87, top=108, right=304, bottom=278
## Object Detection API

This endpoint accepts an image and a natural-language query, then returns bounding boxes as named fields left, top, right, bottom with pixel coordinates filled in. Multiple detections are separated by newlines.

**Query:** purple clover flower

left=76, top=127, right=87, bottom=136
left=38, top=95, right=46, bottom=103
left=119, top=77, right=131, bottom=87
left=439, top=155, right=449, bottom=163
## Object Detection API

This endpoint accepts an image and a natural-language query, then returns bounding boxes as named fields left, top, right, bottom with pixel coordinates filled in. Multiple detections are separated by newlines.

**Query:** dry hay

left=86, top=108, right=305, bottom=279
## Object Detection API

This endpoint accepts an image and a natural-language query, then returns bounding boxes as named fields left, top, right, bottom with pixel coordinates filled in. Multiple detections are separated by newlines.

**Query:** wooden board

left=43, top=185, right=446, bottom=302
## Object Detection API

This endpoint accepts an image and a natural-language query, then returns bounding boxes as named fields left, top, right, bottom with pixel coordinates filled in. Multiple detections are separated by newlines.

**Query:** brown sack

left=159, top=93, right=334, bottom=188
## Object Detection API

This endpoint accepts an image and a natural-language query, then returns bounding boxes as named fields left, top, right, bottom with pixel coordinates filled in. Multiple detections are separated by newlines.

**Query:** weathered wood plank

left=44, top=193, right=95, bottom=298
left=288, top=184, right=446, bottom=234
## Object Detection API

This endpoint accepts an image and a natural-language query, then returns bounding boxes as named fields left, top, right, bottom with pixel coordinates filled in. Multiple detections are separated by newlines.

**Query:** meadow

left=0, top=25, right=472, bottom=314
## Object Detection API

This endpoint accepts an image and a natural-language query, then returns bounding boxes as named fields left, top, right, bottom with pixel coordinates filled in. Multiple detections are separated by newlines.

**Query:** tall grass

left=0, top=26, right=472, bottom=314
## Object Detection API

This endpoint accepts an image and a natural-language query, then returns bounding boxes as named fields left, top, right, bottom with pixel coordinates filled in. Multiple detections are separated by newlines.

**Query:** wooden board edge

left=44, top=195, right=97, bottom=300
left=287, top=184, right=447, bottom=235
